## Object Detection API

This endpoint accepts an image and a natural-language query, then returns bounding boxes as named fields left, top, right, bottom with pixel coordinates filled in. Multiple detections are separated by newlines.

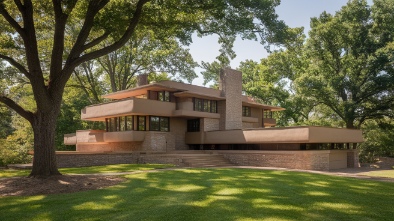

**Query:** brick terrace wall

left=219, top=150, right=331, bottom=171
left=56, top=152, right=188, bottom=168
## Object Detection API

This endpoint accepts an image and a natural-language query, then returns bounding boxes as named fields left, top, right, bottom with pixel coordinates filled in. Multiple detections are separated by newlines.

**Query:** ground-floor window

left=106, top=116, right=133, bottom=132
left=187, top=119, right=200, bottom=132
left=149, top=116, right=170, bottom=132
left=137, top=116, right=146, bottom=131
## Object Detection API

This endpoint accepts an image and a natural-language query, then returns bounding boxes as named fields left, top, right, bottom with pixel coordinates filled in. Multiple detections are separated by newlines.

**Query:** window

left=149, top=91, right=171, bottom=102
left=264, top=110, right=273, bottom=118
left=193, top=98, right=217, bottom=113
left=160, top=117, right=169, bottom=132
left=119, top=116, right=125, bottom=131
left=105, top=116, right=134, bottom=132
left=242, top=106, right=251, bottom=117
left=149, top=116, right=170, bottom=132
left=126, top=116, right=133, bottom=131
left=187, top=119, right=200, bottom=132
left=150, top=116, right=160, bottom=131
left=137, top=116, right=146, bottom=131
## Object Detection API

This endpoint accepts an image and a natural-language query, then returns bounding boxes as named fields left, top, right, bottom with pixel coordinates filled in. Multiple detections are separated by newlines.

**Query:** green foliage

left=359, top=118, right=394, bottom=162
left=56, top=84, right=105, bottom=151
left=1, top=169, right=394, bottom=220
left=0, top=105, right=13, bottom=138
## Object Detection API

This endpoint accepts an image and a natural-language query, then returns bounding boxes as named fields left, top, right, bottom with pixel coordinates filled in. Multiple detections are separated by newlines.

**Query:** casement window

left=242, top=106, right=251, bottom=117
left=187, top=119, right=200, bottom=132
left=149, top=116, right=170, bottom=132
left=264, top=110, right=273, bottom=118
left=105, top=116, right=134, bottom=132
left=193, top=98, right=217, bottom=113
left=148, top=91, right=171, bottom=102
left=137, top=116, right=146, bottom=131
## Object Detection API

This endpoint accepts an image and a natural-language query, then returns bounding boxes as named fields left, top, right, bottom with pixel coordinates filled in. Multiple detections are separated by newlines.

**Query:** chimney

left=136, top=74, right=148, bottom=87
left=218, top=68, right=243, bottom=130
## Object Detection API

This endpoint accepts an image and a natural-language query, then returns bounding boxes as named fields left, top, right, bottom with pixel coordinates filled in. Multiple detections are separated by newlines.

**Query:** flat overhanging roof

left=186, top=126, right=363, bottom=144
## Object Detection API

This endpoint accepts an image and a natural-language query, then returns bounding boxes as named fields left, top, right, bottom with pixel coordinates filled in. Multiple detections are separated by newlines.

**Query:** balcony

left=64, top=130, right=145, bottom=145
left=81, top=98, right=176, bottom=121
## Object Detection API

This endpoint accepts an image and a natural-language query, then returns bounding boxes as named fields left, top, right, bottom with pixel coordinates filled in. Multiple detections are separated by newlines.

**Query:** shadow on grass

left=1, top=168, right=393, bottom=221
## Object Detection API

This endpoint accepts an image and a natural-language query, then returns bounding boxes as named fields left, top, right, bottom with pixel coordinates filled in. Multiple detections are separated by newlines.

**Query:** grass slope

left=1, top=168, right=393, bottom=221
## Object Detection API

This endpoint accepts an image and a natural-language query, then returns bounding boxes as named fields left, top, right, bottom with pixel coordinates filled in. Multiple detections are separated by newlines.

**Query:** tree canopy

left=0, top=0, right=288, bottom=177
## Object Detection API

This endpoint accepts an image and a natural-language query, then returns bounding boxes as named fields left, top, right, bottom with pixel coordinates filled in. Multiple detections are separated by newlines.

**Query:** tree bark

left=29, top=109, right=61, bottom=178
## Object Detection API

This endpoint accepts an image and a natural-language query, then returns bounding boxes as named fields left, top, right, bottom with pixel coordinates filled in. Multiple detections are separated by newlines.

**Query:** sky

left=188, top=0, right=373, bottom=86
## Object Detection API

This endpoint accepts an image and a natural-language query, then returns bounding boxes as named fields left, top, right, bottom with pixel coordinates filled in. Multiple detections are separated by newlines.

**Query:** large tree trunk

left=29, top=110, right=61, bottom=178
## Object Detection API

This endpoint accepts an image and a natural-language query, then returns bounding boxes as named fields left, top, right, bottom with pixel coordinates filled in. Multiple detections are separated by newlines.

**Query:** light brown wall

left=171, top=118, right=189, bottom=150
left=76, top=142, right=142, bottom=152
left=176, top=97, right=193, bottom=111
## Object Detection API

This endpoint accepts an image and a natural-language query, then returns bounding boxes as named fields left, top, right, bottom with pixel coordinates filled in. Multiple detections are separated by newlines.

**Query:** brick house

left=63, top=68, right=363, bottom=170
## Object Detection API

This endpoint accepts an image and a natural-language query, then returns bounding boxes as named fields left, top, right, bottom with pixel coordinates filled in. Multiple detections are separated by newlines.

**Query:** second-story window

left=193, top=98, right=217, bottom=113
left=149, top=91, right=171, bottom=102
left=242, top=106, right=251, bottom=117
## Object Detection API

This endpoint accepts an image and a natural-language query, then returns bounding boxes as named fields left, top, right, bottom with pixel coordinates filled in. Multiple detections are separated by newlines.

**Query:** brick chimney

left=136, top=74, right=148, bottom=87
left=218, top=68, right=242, bottom=130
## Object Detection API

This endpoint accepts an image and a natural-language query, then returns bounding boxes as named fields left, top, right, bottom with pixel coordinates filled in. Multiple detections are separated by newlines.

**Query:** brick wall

left=221, top=151, right=331, bottom=171
left=203, top=118, right=220, bottom=131
left=56, top=152, right=187, bottom=168
left=219, top=68, right=243, bottom=130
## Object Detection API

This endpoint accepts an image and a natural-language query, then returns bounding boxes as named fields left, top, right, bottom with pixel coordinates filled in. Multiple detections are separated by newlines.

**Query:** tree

left=0, top=0, right=288, bottom=177
left=295, top=0, right=394, bottom=129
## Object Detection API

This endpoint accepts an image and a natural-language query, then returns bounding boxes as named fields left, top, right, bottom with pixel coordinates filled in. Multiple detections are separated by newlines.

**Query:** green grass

left=1, top=168, right=393, bottom=221
left=359, top=169, right=394, bottom=178
left=0, top=164, right=174, bottom=178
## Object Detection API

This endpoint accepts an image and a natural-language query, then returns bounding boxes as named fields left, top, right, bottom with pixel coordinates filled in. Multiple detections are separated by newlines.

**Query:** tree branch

left=0, top=1, right=25, bottom=37
left=83, top=32, right=111, bottom=51
left=0, top=95, right=34, bottom=123
left=67, top=0, right=110, bottom=61
left=70, top=0, right=150, bottom=68
left=0, top=54, right=31, bottom=78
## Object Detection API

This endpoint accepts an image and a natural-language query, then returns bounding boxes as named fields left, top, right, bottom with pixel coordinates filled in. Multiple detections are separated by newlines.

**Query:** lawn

left=0, top=164, right=174, bottom=178
left=359, top=169, right=394, bottom=178
left=1, top=168, right=393, bottom=221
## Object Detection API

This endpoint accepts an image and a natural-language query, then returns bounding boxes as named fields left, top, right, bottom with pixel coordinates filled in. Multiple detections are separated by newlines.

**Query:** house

left=63, top=68, right=363, bottom=170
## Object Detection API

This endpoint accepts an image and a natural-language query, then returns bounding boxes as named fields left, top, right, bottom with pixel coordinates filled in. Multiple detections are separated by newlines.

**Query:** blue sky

left=189, top=0, right=373, bottom=86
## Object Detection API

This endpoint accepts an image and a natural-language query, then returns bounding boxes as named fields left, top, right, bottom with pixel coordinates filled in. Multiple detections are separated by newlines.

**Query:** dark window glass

left=149, top=116, right=169, bottom=132
left=126, top=116, right=133, bottom=131
left=211, top=101, right=217, bottom=113
left=150, top=116, right=160, bottom=131
left=160, top=117, right=169, bottom=132
left=138, top=116, right=146, bottom=131
left=193, top=98, right=217, bottom=113
left=187, top=119, right=200, bottom=132
left=119, top=117, right=125, bottom=131
left=242, top=106, right=251, bottom=117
